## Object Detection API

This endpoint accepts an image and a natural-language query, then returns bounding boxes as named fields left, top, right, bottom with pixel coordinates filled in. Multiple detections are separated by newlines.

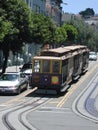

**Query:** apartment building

left=46, top=0, right=62, bottom=26
left=24, top=0, right=62, bottom=26
left=24, top=0, right=46, bottom=14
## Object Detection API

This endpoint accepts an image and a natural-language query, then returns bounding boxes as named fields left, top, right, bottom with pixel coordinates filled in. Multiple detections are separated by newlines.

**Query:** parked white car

left=89, top=51, right=97, bottom=61
left=0, top=72, right=29, bottom=94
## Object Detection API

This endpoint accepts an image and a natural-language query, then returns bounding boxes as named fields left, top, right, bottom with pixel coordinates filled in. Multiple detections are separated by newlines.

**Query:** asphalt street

left=73, top=70, right=98, bottom=122
left=0, top=63, right=98, bottom=130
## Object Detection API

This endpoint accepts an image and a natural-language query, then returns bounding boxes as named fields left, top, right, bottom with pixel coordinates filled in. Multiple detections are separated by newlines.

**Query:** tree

left=54, top=26, right=67, bottom=45
left=62, top=24, right=78, bottom=44
left=0, top=0, right=33, bottom=73
left=63, top=14, right=98, bottom=50
left=87, top=30, right=98, bottom=51
left=72, top=17, right=92, bottom=44
left=32, top=13, right=67, bottom=47
left=79, top=8, right=95, bottom=18
left=32, top=13, right=57, bottom=46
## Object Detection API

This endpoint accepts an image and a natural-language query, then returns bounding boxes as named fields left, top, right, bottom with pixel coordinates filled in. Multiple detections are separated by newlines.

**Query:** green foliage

left=32, top=15, right=76, bottom=45
left=0, top=0, right=33, bottom=73
left=32, top=13, right=56, bottom=45
left=62, top=24, right=78, bottom=43
left=79, top=8, right=95, bottom=18
left=0, top=0, right=33, bottom=52
left=87, top=31, right=98, bottom=51
left=54, top=26, right=67, bottom=44
left=70, top=17, right=90, bottom=44
left=0, top=19, right=12, bottom=42
left=31, top=13, right=67, bottom=46
left=72, top=17, right=97, bottom=50
left=63, top=15, right=98, bottom=50
left=0, top=7, right=19, bottom=43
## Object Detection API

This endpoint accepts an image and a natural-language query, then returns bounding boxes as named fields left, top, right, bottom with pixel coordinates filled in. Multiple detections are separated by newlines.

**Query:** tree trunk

left=2, top=51, right=9, bottom=74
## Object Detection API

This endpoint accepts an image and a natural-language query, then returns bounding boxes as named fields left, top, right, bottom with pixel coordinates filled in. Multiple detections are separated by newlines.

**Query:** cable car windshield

left=33, top=59, right=60, bottom=73
left=42, top=60, right=50, bottom=73
left=42, top=60, right=60, bottom=73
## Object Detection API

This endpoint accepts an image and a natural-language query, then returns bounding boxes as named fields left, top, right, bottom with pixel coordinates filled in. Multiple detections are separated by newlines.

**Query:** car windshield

left=0, top=74, right=18, bottom=81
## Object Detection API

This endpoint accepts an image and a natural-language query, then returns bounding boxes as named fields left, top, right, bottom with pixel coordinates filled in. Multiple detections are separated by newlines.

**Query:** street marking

left=57, top=63, right=98, bottom=108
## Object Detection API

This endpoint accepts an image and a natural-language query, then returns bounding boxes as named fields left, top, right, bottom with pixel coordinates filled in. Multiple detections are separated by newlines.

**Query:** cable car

left=31, top=45, right=89, bottom=94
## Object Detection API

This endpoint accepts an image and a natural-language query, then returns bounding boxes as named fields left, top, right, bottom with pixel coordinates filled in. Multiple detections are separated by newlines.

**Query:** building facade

left=45, top=0, right=62, bottom=26
left=24, top=0, right=46, bottom=14
left=24, top=0, right=62, bottom=26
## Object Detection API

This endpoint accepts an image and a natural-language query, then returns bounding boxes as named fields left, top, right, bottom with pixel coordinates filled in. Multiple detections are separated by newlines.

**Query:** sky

left=62, top=0, right=98, bottom=14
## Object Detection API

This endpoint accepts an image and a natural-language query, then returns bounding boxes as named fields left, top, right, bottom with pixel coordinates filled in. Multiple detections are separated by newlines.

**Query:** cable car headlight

left=51, top=76, right=59, bottom=85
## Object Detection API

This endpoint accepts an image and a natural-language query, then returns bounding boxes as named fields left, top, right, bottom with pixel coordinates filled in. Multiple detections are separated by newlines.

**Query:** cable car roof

left=40, top=45, right=88, bottom=57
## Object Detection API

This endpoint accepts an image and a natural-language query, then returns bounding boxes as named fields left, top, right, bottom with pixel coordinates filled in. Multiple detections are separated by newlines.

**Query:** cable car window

left=62, top=60, right=68, bottom=75
left=52, top=61, right=60, bottom=73
left=43, top=60, right=50, bottom=72
left=34, top=60, right=40, bottom=72
left=74, top=55, right=79, bottom=69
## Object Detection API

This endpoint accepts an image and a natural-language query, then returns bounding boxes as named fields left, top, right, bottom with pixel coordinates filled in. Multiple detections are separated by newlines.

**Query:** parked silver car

left=0, top=72, right=29, bottom=94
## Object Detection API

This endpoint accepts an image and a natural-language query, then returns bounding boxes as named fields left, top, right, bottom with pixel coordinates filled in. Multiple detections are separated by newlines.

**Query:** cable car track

left=73, top=70, right=98, bottom=123
left=0, top=59, right=97, bottom=130
left=1, top=93, right=51, bottom=130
